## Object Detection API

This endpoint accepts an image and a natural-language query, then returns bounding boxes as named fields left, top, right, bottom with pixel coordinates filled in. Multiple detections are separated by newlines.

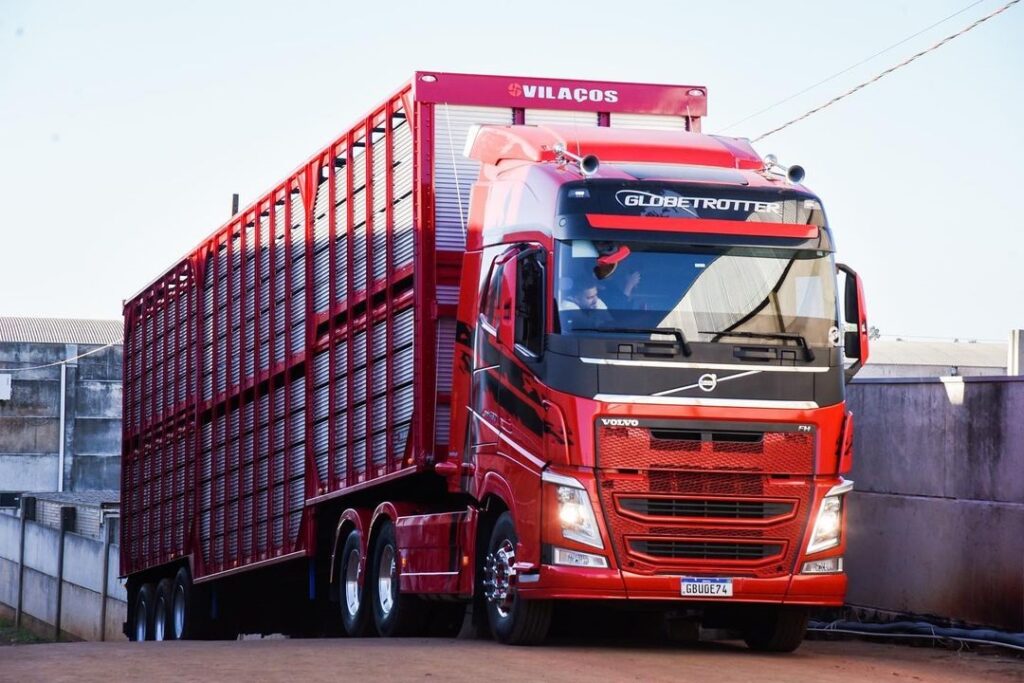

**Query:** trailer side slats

left=120, top=74, right=706, bottom=580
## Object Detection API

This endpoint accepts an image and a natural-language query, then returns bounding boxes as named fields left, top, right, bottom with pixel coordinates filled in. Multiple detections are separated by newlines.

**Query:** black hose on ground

left=808, top=619, right=1024, bottom=653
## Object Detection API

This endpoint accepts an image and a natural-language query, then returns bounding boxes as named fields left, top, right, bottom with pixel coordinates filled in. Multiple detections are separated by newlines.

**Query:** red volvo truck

left=121, top=72, right=868, bottom=650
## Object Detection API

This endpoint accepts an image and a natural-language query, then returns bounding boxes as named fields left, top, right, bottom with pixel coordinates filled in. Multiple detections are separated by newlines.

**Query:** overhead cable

left=753, top=0, right=1020, bottom=143
left=719, top=0, right=986, bottom=132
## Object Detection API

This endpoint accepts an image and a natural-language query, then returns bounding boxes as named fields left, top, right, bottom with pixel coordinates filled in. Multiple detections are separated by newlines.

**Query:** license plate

left=681, top=577, right=733, bottom=597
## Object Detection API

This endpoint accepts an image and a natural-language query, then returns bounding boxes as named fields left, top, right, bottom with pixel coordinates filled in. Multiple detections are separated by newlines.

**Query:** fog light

left=802, top=557, right=843, bottom=574
left=552, top=546, right=608, bottom=568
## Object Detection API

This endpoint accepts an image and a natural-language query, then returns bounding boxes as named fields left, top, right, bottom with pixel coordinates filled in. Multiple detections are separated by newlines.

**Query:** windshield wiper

left=571, top=326, right=693, bottom=357
left=699, top=330, right=815, bottom=362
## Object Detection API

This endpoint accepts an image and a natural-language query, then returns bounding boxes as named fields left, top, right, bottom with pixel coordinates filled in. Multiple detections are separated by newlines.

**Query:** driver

left=562, top=275, right=608, bottom=312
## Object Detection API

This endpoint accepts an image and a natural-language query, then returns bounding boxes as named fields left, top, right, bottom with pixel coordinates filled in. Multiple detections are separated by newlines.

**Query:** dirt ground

left=1, top=636, right=1021, bottom=683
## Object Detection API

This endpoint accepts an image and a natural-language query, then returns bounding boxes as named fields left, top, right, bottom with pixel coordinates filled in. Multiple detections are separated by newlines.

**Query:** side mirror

left=837, top=263, right=869, bottom=382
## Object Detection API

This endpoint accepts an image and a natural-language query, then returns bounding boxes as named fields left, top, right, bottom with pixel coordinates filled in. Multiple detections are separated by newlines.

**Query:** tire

left=338, top=530, right=372, bottom=637
left=743, top=606, right=809, bottom=653
left=169, top=567, right=207, bottom=640
left=153, top=578, right=174, bottom=641
left=370, top=520, right=426, bottom=637
left=132, top=583, right=156, bottom=642
left=483, top=512, right=552, bottom=645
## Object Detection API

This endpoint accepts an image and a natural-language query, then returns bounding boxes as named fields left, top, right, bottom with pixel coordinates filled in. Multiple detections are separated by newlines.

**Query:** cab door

left=501, top=247, right=548, bottom=466
left=465, top=248, right=518, bottom=493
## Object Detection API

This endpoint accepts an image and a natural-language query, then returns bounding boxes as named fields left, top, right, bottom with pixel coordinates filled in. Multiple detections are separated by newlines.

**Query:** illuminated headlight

left=552, top=546, right=608, bottom=568
left=806, top=480, right=854, bottom=554
left=802, top=557, right=843, bottom=574
left=543, top=471, right=604, bottom=550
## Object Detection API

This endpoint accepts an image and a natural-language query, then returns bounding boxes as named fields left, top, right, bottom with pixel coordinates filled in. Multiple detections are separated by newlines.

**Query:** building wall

left=845, top=376, right=1024, bottom=630
left=0, top=510, right=127, bottom=641
left=0, top=342, right=122, bottom=492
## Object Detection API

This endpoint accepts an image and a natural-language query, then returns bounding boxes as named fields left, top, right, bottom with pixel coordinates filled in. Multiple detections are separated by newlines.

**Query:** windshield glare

left=556, top=240, right=839, bottom=348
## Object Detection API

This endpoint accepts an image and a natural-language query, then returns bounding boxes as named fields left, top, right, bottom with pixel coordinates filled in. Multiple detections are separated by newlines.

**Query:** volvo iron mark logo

left=697, top=373, right=718, bottom=392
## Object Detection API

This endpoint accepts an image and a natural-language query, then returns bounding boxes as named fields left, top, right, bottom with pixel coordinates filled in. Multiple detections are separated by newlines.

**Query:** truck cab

left=447, top=123, right=868, bottom=649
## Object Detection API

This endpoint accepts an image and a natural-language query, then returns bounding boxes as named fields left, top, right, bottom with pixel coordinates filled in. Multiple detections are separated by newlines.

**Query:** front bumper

left=519, top=565, right=846, bottom=605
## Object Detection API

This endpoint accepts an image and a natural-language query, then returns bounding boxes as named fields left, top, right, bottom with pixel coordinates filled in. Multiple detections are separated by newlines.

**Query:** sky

left=0, top=0, right=1021, bottom=341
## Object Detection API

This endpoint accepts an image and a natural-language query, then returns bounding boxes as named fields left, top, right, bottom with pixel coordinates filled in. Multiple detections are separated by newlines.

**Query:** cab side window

left=482, top=260, right=505, bottom=331
left=515, top=251, right=544, bottom=356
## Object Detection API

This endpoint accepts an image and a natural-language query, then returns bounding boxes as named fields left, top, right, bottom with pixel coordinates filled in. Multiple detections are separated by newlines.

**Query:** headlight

left=542, top=471, right=604, bottom=550
left=806, top=479, right=853, bottom=554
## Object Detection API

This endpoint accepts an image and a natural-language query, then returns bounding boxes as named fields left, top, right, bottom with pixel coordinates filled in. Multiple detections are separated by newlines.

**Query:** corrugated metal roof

left=29, top=490, right=120, bottom=507
left=0, top=317, right=122, bottom=345
left=867, top=340, right=1007, bottom=368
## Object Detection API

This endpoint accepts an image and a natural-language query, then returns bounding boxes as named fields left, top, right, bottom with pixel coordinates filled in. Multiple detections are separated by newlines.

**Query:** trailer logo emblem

left=697, top=373, right=718, bottom=392
left=507, top=82, right=619, bottom=104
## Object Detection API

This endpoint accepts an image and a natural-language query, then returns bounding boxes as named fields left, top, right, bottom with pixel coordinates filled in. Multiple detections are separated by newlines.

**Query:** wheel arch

left=329, top=508, right=370, bottom=600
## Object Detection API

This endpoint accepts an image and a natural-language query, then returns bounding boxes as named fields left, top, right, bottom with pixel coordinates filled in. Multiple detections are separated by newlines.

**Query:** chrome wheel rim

left=135, top=598, right=148, bottom=641
left=154, top=598, right=166, bottom=641
left=377, top=545, right=395, bottom=617
left=483, top=539, right=516, bottom=618
left=172, top=585, right=186, bottom=639
left=344, top=548, right=361, bottom=617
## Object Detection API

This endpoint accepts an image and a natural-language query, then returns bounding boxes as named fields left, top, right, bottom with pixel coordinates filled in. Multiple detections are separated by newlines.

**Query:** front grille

left=619, top=497, right=793, bottom=520
left=596, top=421, right=814, bottom=578
left=630, top=539, right=784, bottom=561
left=600, top=425, right=814, bottom=474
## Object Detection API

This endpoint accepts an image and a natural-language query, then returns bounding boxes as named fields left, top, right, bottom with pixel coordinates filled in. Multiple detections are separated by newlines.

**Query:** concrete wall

left=845, top=376, right=1024, bottom=631
left=0, top=510, right=127, bottom=640
left=856, top=364, right=1003, bottom=378
left=0, top=342, right=122, bottom=492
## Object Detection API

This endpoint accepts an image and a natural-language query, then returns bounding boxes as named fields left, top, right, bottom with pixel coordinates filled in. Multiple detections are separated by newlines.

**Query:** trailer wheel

left=339, top=530, right=372, bottom=636
left=370, top=520, right=425, bottom=637
left=132, top=583, right=156, bottom=642
left=742, top=606, right=809, bottom=652
left=168, top=567, right=205, bottom=640
left=483, top=512, right=552, bottom=645
left=153, top=578, right=174, bottom=641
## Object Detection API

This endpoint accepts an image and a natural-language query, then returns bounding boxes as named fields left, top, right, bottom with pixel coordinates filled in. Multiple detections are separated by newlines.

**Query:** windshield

left=555, top=239, right=839, bottom=348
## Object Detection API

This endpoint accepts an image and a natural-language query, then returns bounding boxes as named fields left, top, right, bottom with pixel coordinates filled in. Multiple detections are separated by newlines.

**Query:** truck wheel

left=153, top=578, right=174, bottom=641
left=339, top=530, right=372, bottom=636
left=483, top=512, right=552, bottom=645
left=370, top=520, right=425, bottom=637
left=743, top=606, right=809, bottom=652
left=133, top=583, right=156, bottom=642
